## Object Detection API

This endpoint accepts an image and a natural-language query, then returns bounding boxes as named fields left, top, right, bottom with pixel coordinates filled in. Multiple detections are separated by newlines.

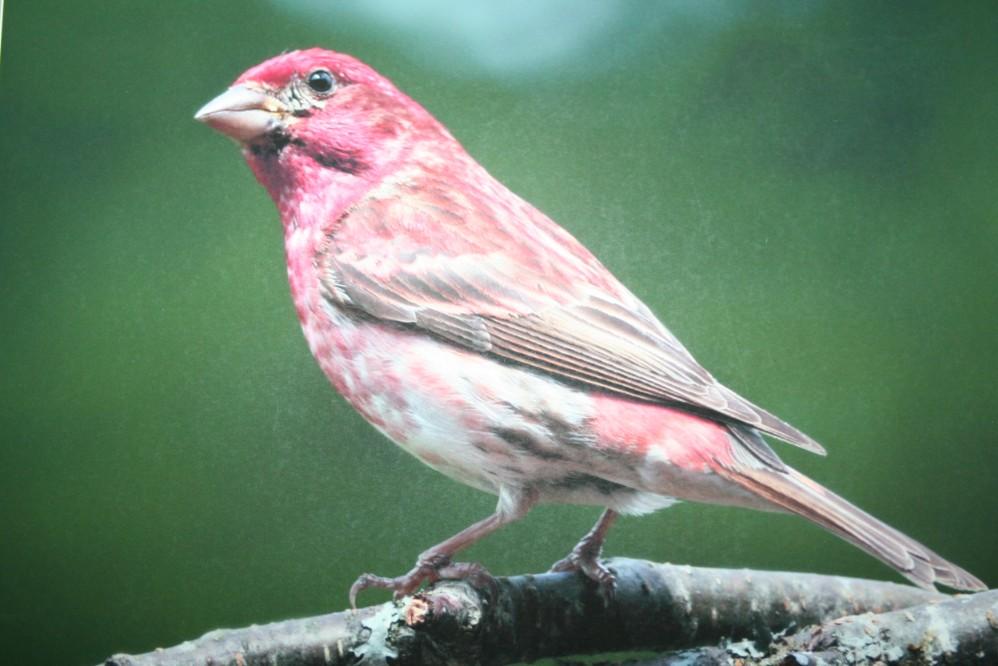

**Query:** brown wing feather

left=321, top=173, right=825, bottom=454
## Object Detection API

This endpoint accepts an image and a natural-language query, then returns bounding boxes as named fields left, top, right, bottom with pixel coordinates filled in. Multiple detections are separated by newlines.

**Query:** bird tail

left=713, top=454, right=986, bottom=592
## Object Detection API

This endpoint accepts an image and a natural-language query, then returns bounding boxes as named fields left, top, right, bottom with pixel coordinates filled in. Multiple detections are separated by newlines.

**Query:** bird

left=195, top=48, right=985, bottom=605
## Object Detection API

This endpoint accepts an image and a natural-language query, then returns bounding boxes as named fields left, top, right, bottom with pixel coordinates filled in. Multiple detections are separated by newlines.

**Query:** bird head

left=196, top=49, right=444, bottom=210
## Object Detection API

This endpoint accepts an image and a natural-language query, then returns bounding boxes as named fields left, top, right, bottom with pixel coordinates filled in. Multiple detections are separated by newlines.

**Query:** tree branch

left=583, top=589, right=998, bottom=665
left=104, top=557, right=979, bottom=665
left=764, top=587, right=998, bottom=664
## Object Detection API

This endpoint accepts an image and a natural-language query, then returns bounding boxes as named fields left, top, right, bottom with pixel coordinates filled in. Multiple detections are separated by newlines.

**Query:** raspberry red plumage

left=196, top=48, right=985, bottom=601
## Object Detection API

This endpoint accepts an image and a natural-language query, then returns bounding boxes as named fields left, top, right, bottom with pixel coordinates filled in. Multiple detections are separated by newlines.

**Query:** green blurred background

left=2, top=1, right=996, bottom=663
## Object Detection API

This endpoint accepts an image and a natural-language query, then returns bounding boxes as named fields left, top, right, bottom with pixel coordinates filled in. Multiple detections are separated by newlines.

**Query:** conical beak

left=195, top=85, right=289, bottom=143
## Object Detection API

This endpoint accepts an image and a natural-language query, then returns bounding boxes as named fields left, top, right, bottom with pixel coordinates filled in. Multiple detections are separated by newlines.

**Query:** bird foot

left=349, top=555, right=495, bottom=608
left=549, top=543, right=616, bottom=599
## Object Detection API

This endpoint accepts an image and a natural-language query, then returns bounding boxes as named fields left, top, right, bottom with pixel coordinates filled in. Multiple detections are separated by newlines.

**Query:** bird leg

left=549, top=508, right=618, bottom=595
left=349, top=488, right=534, bottom=608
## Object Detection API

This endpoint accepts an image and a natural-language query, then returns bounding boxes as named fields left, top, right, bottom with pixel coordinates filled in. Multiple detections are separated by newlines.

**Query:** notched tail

left=715, top=458, right=986, bottom=592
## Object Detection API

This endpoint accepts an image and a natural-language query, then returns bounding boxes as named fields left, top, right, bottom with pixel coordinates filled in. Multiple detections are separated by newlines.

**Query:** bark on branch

left=103, top=557, right=992, bottom=665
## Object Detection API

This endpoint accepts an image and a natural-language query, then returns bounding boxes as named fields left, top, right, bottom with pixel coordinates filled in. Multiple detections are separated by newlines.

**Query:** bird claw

left=436, top=561, right=497, bottom=591
left=549, top=546, right=617, bottom=600
left=349, top=561, right=440, bottom=609
left=349, top=556, right=496, bottom=608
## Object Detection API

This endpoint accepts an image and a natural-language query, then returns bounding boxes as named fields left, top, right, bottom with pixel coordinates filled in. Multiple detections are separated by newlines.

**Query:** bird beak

left=195, top=85, right=289, bottom=143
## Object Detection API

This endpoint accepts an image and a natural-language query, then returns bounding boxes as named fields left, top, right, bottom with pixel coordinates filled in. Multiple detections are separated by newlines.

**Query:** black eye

left=306, top=69, right=335, bottom=94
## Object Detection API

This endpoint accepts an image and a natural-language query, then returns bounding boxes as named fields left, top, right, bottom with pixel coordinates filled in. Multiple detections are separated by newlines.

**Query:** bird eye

left=306, top=69, right=335, bottom=94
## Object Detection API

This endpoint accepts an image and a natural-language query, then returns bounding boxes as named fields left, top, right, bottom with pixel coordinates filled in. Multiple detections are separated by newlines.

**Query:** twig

left=765, top=588, right=998, bottom=664
left=103, top=557, right=954, bottom=665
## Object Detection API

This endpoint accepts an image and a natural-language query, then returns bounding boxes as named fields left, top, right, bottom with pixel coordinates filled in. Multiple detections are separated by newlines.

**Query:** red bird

left=196, top=49, right=984, bottom=604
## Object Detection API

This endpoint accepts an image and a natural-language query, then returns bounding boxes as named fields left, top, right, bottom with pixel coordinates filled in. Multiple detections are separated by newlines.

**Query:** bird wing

left=319, top=174, right=825, bottom=455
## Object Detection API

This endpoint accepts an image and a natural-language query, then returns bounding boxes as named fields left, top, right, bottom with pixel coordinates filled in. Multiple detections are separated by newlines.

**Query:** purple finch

left=196, top=49, right=985, bottom=604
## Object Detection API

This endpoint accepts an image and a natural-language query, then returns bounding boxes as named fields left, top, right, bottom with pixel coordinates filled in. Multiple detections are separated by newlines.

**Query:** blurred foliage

left=1, top=2, right=996, bottom=664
